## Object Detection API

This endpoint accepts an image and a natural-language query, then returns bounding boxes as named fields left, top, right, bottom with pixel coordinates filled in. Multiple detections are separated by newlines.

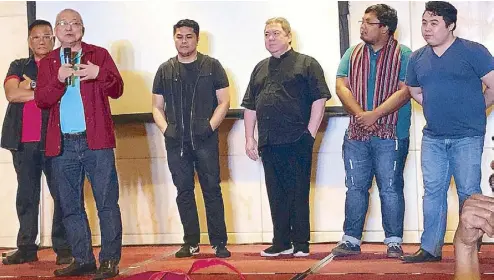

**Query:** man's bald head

left=56, top=9, right=84, bottom=25
left=55, top=8, right=85, bottom=47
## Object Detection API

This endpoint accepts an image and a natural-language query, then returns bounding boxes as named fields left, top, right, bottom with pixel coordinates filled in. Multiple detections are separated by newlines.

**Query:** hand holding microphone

left=58, top=47, right=74, bottom=84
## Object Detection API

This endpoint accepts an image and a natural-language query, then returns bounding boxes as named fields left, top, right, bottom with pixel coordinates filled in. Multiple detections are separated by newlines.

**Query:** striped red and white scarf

left=347, top=37, right=402, bottom=141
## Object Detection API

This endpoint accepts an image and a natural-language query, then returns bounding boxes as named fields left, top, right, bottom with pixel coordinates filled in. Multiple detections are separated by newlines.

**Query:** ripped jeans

left=341, top=135, right=409, bottom=245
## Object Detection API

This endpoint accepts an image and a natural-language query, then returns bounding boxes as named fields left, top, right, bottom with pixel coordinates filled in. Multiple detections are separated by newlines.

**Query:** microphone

left=63, top=47, right=72, bottom=85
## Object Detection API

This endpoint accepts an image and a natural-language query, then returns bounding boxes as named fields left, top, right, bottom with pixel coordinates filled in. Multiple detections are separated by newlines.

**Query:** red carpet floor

left=2, top=244, right=494, bottom=279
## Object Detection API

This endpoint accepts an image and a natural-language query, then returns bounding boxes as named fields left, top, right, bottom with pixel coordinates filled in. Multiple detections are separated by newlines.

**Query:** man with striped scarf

left=331, top=4, right=412, bottom=258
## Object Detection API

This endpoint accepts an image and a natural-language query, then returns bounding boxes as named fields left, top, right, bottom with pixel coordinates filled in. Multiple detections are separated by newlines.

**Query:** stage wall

left=0, top=1, right=492, bottom=248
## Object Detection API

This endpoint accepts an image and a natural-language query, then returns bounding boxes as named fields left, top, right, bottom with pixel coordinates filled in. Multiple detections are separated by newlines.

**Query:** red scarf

left=348, top=37, right=401, bottom=141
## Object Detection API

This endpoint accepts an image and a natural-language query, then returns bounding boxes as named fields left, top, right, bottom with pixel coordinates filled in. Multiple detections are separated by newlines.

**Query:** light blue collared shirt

left=59, top=48, right=86, bottom=134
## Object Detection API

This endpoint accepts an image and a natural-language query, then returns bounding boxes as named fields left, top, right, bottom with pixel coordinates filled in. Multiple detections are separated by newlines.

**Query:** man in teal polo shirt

left=331, top=4, right=412, bottom=258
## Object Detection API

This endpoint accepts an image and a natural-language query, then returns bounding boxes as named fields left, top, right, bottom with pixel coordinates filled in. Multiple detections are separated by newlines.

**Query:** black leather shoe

left=93, top=259, right=119, bottom=279
left=401, top=248, right=441, bottom=263
left=56, top=250, right=73, bottom=265
left=2, top=250, right=38, bottom=265
left=54, top=261, right=97, bottom=277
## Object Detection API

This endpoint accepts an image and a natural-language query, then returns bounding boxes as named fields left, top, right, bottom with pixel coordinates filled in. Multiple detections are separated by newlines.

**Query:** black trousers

left=11, top=142, right=70, bottom=254
left=165, top=137, right=227, bottom=246
left=260, top=133, right=314, bottom=247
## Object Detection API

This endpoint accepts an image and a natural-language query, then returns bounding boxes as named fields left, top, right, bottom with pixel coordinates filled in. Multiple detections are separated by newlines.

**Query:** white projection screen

left=36, top=1, right=343, bottom=116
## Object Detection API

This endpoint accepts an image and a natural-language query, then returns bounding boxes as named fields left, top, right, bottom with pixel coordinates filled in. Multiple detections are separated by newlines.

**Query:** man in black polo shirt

left=242, top=17, right=331, bottom=257
left=1, top=20, right=71, bottom=265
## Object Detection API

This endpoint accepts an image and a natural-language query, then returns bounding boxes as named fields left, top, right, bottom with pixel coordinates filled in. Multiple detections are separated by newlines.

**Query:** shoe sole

left=293, top=252, right=310, bottom=257
left=2, top=257, right=38, bottom=265
left=56, top=258, right=74, bottom=265
left=93, top=271, right=119, bottom=280
left=175, top=247, right=200, bottom=258
left=402, top=257, right=441, bottom=263
left=175, top=252, right=199, bottom=258
left=260, top=248, right=294, bottom=257
left=387, top=252, right=403, bottom=258
left=331, top=249, right=361, bottom=257
left=54, top=270, right=97, bottom=277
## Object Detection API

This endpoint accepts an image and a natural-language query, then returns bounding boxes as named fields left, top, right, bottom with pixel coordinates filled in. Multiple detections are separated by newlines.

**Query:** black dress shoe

left=93, top=259, right=119, bottom=280
left=54, top=261, right=97, bottom=277
left=2, top=250, right=38, bottom=265
left=56, top=250, right=73, bottom=265
left=401, top=248, right=441, bottom=263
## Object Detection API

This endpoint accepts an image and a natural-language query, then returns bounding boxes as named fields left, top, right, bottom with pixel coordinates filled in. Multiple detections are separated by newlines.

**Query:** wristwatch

left=30, top=80, right=36, bottom=90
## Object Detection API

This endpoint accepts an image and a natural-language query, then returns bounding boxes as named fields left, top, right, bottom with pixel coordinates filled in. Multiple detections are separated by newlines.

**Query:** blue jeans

left=52, top=134, right=122, bottom=264
left=342, top=135, right=409, bottom=245
left=420, top=135, right=484, bottom=257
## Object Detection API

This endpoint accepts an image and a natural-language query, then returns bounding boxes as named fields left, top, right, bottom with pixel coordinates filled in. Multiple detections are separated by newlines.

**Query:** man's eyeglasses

left=358, top=20, right=383, bottom=27
left=56, top=21, right=83, bottom=29
left=29, top=35, right=54, bottom=42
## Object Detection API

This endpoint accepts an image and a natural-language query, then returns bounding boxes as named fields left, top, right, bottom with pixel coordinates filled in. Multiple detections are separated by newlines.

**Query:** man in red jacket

left=34, top=8, right=123, bottom=280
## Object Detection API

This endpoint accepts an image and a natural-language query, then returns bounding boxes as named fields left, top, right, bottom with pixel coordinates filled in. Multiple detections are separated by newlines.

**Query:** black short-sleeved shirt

left=1, top=57, right=48, bottom=151
left=152, top=56, right=229, bottom=97
left=152, top=53, right=229, bottom=142
left=241, top=49, right=331, bottom=147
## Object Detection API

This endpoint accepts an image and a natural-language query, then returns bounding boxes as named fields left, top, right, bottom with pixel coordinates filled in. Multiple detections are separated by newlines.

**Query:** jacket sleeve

left=34, top=57, right=66, bottom=109
left=96, top=48, right=124, bottom=99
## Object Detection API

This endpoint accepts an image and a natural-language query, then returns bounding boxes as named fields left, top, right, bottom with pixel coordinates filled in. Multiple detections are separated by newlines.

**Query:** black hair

left=173, top=19, right=199, bottom=37
left=28, top=19, right=53, bottom=35
left=424, top=1, right=457, bottom=31
left=365, top=4, right=398, bottom=36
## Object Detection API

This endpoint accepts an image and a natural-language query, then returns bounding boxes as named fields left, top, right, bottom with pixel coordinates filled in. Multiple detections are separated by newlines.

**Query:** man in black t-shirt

left=152, top=19, right=231, bottom=258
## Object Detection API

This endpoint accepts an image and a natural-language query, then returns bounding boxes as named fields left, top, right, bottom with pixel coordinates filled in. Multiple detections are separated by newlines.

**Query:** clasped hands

left=58, top=60, right=100, bottom=83
left=355, top=110, right=380, bottom=132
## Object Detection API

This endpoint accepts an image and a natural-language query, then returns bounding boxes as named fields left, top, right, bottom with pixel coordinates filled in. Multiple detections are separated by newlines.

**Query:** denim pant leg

left=82, top=145, right=123, bottom=262
left=194, top=138, right=228, bottom=246
left=342, top=136, right=374, bottom=244
left=42, top=155, right=71, bottom=254
left=372, top=138, right=409, bottom=245
left=420, top=135, right=452, bottom=257
left=450, top=136, right=484, bottom=210
left=52, top=138, right=95, bottom=264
